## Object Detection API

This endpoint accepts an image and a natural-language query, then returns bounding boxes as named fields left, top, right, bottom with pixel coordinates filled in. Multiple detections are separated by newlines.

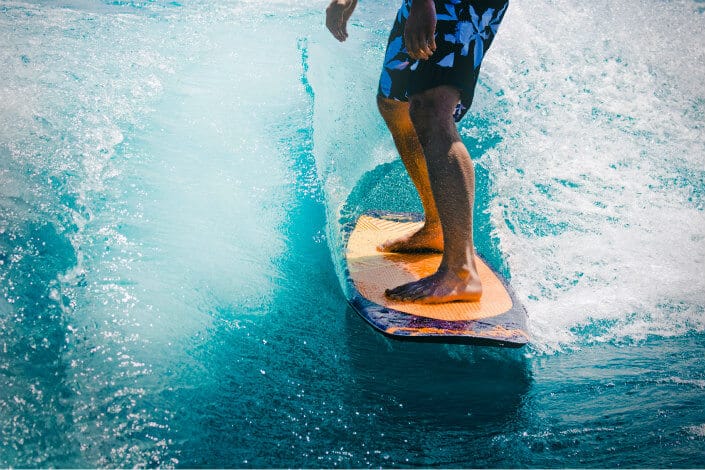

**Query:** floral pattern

left=378, top=0, right=508, bottom=122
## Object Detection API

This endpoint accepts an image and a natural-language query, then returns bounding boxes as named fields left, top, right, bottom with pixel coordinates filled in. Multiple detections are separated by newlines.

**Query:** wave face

left=1, top=0, right=704, bottom=467
left=1, top=1, right=323, bottom=466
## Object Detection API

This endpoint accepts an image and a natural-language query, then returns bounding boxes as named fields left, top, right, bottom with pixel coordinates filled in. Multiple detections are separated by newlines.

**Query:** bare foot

left=377, top=224, right=443, bottom=253
left=385, top=267, right=482, bottom=304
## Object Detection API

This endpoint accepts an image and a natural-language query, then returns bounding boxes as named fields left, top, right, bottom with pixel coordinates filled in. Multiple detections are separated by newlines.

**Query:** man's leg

left=385, top=85, right=482, bottom=303
left=376, top=95, right=443, bottom=253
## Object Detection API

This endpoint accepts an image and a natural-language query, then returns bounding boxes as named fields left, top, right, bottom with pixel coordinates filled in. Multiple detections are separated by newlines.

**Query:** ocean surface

left=1, top=0, right=704, bottom=467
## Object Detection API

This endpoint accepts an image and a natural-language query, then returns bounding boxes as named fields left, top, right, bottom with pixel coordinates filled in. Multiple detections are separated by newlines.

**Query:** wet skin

left=326, top=0, right=482, bottom=304
left=383, top=86, right=482, bottom=304
left=376, top=96, right=444, bottom=254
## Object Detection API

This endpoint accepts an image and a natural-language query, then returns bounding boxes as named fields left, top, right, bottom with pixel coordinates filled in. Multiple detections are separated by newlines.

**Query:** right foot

left=385, top=266, right=482, bottom=304
left=377, top=224, right=443, bottom=253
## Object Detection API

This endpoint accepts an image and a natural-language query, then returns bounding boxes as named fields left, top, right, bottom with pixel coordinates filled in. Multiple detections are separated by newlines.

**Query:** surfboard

left=343, top=211, right=529, bottom=347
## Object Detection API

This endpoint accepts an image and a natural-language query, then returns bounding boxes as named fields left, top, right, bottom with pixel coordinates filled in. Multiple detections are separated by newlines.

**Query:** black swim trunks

left=378, top=0, right=509, bottom=122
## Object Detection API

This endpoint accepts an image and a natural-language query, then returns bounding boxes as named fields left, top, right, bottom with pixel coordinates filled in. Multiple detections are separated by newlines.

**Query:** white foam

left=662, top=377, right=705, bottom=389
left=1, top=1, right=311, bottom=464
left=478, top=0, right=705, bottom=352
left=685, top=424, right=705, bottom=438
left=311, top=0, right=705, bottom=353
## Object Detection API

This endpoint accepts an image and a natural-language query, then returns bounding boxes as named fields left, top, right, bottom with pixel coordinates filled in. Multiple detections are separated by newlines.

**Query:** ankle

left=441, top=262, right=479, bottom=282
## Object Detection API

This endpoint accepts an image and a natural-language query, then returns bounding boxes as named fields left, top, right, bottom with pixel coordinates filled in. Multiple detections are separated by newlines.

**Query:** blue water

left=1, top=0, right=704, bottom=467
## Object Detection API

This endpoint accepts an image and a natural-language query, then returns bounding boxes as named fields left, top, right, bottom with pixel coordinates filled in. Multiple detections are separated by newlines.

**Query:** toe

left=385, top=280, right=418, bottom=300
left=384, top=285, right=405, bottom=300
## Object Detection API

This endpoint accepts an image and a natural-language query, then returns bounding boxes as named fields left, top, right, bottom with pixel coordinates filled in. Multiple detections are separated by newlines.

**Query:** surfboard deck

left=343, top=211, right=529, bottom=347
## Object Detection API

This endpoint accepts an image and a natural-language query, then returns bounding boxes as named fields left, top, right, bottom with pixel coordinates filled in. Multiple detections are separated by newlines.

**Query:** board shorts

left=378, top=0, right=509, bottom=122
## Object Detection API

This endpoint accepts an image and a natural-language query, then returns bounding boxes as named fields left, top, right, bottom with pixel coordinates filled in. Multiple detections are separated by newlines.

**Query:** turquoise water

left=1, top=0, right=704, bottom=467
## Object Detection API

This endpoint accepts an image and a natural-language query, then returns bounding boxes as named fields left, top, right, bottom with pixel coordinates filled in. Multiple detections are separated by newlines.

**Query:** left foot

left=377, top=223, right=443, bottom=253
left=385, top=268, right=482, bottom=304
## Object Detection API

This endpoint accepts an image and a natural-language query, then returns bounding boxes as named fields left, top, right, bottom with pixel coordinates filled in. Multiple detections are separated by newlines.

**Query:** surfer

left=326, top=0, right=508, bottom=303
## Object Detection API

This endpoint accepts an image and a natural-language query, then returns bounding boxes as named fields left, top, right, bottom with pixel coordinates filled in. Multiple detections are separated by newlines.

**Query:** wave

left=308, top=0, right=705, bottom=353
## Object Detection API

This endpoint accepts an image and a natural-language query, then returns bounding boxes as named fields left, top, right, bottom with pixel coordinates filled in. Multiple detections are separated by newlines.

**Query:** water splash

left=2, top=0, right=704, bottom=467
left=309, top=0, right=705, bottom=353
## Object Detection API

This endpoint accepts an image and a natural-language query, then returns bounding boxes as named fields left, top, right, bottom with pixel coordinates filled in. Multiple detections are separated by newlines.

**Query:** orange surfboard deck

left=344, top=211, right=529, bottom=347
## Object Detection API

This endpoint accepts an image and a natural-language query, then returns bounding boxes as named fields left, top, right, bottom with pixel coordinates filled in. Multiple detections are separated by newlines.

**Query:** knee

left=408, top=95, right=433, bottom=130
left=408, top=86, right=459, bottom=131
left=408, top=93, right=446, bottom=138
left=377, top=94, right=404, bottom=122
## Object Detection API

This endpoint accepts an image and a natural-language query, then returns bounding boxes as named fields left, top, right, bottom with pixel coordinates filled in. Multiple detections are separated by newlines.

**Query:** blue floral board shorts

left=378, top=0, right=509, bottom=122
